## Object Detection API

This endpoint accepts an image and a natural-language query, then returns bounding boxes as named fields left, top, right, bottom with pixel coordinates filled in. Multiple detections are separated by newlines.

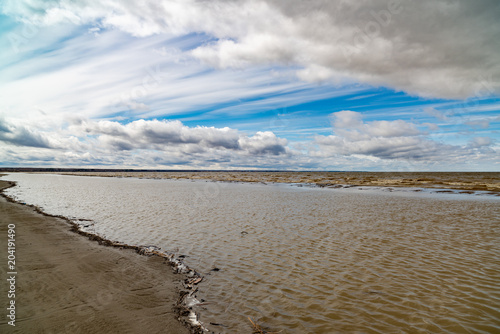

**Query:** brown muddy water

left=2, top=173, right=500, bottom=333
left=57, top=171, right=500, bottom=193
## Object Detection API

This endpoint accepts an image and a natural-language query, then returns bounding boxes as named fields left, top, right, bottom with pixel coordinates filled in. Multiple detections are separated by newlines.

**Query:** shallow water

left=3, top=173, right=500, bottom=333
left=56, top=171, right=500, bottom=193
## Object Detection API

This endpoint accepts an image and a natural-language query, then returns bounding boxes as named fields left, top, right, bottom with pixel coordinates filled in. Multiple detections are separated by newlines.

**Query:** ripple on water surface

left=3, top=173, right=500, bottom=333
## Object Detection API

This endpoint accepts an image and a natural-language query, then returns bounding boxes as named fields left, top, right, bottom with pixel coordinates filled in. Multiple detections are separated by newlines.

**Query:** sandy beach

left=0, top=180, right=189, bottom=334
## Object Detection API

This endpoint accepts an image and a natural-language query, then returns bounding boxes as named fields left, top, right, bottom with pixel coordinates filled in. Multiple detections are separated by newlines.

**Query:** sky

left=0, top=0, right=499, bottom=171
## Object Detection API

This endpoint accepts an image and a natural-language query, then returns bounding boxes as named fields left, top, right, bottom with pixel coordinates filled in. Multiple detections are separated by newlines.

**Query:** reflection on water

left=4, top=173, right=500, bottom=333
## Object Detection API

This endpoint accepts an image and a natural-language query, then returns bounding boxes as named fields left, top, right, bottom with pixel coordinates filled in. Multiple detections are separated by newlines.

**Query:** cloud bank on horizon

left=0, top=0, right=499, bottom=170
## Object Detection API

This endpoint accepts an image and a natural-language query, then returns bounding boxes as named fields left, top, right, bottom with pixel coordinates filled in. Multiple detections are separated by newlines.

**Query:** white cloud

left=1, top=0, right=499, bottom=171
left=465, top=120, right=490, bottom=129
left=316, top=134, right=442, bottom=160
left=0, top=117, right=290, bottom=168
left=330, top=110, right=420, bottom=141
left=469, top=136, right=493, bottom=148
left=0, top=119, right=52, bottom=148
left=0, top=25, right=355, bottom=125
left=0, top=116, right=72, bottom=149
left=2, top=0, right=499, bottom=99
left=79, top=119, right=243, bottom=151
left=1, top=114, right=498, bottom=170
left=315, top=110, right=499, bottom=162
left=422, top=123, right=440, bottom=131
left=238, top=131, right=288, bottom=155
left=424, top=107, right=448, bottom=121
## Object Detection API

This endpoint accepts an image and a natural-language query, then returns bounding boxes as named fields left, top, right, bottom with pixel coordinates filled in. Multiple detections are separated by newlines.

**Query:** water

left=3, top=173, right=500, bottom=333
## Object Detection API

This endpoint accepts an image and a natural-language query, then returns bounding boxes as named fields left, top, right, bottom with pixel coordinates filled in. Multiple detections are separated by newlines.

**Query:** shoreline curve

left=0, top=179, right=206, bottom=334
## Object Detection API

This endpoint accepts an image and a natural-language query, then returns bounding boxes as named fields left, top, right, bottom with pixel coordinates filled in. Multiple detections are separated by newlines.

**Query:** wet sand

left=53, top=171, right=500, bottom=193
left=0, top=180, right=190, bottom=334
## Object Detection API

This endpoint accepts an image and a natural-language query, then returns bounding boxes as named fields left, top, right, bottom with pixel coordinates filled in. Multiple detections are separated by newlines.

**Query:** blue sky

left=0, top=1, right=499, bottom=170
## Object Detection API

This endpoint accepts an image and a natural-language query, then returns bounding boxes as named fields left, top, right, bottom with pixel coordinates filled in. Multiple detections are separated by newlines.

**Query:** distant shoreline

left=4, top=170, right=498, bottom=193
left=1, top=168, right=498, bottom=173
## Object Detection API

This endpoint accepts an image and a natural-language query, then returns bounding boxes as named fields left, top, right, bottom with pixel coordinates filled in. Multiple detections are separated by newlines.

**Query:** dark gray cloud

left=0, top=117, right=290, bottom=169
left=238, top=131, right=288, bottom=155
left=75, top=119, right=288, bottom=156
left=0, top=118, right=53, bottom=148
left=4, top=0, right=499, bottom=99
